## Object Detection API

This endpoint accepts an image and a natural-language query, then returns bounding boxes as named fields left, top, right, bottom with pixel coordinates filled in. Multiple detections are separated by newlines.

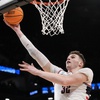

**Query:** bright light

left=5, top=98, right=10, bottom=100
left=29, top=90, right=38, bottom=96
left=0, top=65, right=20, bottom=75
left=50, top=86, right=54, bottom=93
left=91, top=83, right=96, bottom=90
left=0, top=0, right=14, bottom=6
left=97, top=83, right=100, bottom=89
left=34, top=83, right=38, bottom=86
left=42, top=87, right=48, bottom=94
left=48, top=97, right=53, bottom=100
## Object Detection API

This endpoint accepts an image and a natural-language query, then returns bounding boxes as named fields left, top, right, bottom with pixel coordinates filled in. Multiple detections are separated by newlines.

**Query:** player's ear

left=79, top=61, right=83, bottom=68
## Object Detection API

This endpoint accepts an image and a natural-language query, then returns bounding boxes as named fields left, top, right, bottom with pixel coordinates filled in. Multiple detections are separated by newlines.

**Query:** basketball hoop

left=31, top=0, right=70, bottom=36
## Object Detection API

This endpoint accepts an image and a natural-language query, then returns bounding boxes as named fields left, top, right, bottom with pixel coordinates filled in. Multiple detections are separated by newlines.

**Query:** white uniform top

left=51, top=66, right=93, bottom=100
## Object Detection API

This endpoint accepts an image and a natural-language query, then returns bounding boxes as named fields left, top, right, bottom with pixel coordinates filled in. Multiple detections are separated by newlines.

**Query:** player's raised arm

left=3, top=20, right=56, bottom=72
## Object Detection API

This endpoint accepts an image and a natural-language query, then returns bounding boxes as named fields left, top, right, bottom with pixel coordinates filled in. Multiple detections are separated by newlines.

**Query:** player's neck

left=68, top=67, right=81, bottom=73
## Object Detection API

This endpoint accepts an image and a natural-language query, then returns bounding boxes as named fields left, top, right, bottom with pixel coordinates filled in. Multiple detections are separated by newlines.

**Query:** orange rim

left=30, top=0, right=64, bottom=5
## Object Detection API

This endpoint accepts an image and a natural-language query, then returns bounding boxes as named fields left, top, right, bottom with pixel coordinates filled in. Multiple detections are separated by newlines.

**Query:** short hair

left=69, top=50, right=86, bottom=67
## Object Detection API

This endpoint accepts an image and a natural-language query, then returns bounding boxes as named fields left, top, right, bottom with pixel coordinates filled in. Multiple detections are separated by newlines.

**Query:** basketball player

left=4, top=20, right=93, bottom=100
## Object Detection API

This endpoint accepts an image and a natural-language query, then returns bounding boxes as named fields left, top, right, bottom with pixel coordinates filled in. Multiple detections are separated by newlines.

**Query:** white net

left=31, top=0, right=70, bottom=36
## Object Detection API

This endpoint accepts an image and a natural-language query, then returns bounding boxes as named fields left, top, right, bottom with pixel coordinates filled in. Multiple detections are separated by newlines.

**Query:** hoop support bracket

left=0, top=0, right=33, bottom=16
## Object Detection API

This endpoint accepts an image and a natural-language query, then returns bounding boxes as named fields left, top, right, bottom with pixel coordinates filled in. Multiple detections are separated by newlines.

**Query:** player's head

left=69, top=50, right=86, bottom=67
left=66, top=50, right=86, bottom=70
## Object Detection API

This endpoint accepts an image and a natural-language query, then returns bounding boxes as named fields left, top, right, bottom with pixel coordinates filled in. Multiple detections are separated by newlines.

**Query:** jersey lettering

left=61, top=86, right=71, bottom=94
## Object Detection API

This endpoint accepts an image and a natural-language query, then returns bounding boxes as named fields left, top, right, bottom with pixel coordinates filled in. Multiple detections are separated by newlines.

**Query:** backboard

left=0, top=0, right=33, bottom=16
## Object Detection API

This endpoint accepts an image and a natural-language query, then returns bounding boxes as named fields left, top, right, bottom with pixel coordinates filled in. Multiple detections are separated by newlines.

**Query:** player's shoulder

left=79, top=67, right=93, bottom=72
left=78, top=67, right=93, bottom=75
left=78, top=67, right=94, bottom=82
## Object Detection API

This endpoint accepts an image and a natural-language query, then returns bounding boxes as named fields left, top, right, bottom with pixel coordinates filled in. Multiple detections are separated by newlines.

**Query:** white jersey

left=51, top=67, right=93, bottom=100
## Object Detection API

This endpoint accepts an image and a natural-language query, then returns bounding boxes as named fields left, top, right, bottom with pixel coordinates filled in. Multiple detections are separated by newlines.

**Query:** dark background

left=0, top=0, right=100, bottom=99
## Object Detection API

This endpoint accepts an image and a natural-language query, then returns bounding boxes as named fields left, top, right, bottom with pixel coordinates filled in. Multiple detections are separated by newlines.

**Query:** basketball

left=3, top=7, right=24, bottom=25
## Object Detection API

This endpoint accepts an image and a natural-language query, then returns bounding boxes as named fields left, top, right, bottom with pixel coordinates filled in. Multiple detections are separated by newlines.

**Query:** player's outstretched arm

left=3, top=20, right=54, bottom=72
left=19, top=61, right=88, bottom=86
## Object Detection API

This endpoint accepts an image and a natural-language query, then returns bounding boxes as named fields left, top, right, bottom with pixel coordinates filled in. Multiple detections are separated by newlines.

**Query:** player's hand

left=3, top=19, right=21, bottom=32
left=18, top=61, right=39, bottom=76
left=30, top=0, right=37, bottom=4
